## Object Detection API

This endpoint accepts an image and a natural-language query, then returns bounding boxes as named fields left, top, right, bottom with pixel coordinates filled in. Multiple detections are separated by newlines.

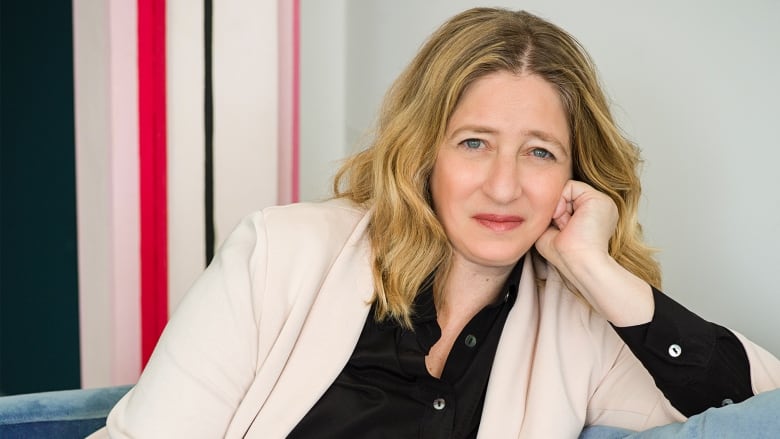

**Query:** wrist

left=562, top=251, right=654, bottom=327
left=558, top=249, right=612, bottom=284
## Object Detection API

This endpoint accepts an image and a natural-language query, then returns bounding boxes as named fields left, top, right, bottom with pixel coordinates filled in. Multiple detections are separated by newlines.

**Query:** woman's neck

left=436, top=255, right=515, bottom=330
left=425, top=255, right=518, bottom=379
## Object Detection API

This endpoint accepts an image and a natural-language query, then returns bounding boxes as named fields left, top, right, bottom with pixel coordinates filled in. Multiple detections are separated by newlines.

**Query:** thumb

left=534, top=224, right=560, bottom=265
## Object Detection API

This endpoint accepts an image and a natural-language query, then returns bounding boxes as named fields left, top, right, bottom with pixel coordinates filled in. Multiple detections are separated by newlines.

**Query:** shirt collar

left=411, top=256, right=523, bottom=325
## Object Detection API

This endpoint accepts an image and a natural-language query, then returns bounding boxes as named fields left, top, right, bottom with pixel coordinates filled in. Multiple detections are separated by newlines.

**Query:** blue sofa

left=0, top=385, right=629, bottom=438
left=0, top=385, right=777, bottom=438
left=0, top=385, right=131, bottom=438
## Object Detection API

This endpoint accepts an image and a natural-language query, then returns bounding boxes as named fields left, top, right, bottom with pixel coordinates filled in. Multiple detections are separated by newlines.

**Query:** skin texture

left=431, top=71, right=572, bottom=276
left=426, top=71, right=653, bottom=377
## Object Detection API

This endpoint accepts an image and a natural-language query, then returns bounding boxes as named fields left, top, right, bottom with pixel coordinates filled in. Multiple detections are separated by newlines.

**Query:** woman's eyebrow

left=522, top=130, right=569, bottom=155
left=447, top=125, right=499, bottom=138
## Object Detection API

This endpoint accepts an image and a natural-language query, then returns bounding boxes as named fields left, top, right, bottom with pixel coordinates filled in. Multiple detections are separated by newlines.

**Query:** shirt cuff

left=612, top=287, right=753, bottom=416
left=614, top=287, right=716, bottom=369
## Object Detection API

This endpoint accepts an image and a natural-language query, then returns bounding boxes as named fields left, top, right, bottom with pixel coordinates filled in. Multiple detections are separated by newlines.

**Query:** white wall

left=300, top=0, right=348, bottom=201
left=301, top=0, right=780, bottom=355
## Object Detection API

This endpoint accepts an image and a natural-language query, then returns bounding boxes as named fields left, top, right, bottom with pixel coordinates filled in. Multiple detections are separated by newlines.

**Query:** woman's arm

left=534, top=180, right=653, bottom=328
left=535, top=180, right=776, bottom=416
left=101, top=213, right=269, bottom=438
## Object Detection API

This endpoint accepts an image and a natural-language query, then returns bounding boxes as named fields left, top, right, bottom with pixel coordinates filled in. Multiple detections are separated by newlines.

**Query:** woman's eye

left=531, top=148, right=554, bottom=159
left=462, top=138, right=483, bottom=149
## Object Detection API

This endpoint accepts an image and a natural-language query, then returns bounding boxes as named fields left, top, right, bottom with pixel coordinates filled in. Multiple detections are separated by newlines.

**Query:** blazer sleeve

left=98, top=213, right=269, bottom=438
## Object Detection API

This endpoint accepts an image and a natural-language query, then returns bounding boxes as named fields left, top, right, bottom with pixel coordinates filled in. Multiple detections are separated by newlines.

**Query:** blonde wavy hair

left=334, top=7, right=661, bottom=327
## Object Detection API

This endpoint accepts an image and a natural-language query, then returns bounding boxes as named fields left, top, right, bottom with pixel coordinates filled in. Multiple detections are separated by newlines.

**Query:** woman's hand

left=535, top=180, right=654, bottom=327
left=535, top=180, right=617, bottom=268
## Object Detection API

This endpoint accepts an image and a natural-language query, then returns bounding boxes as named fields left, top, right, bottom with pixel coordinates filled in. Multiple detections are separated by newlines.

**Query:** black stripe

left=204, top=0, right=215, bottom=264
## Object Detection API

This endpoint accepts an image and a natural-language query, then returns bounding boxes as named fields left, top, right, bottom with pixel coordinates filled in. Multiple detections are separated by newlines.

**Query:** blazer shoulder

left=237, top=199, right=370, bottom=272
left=258, top=199, right=367, bottom=241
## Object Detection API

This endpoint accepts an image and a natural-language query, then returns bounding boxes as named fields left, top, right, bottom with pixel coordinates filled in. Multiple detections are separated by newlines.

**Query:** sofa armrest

left=0, top=385, right=132, bottom=439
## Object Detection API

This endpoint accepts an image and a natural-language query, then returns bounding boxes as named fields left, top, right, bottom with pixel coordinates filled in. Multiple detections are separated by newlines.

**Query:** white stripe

left=167, top=0, right=206, bottom=314
left=73, top=0, right=141, bottom=388
left=213, top=0, right=279, bottom=245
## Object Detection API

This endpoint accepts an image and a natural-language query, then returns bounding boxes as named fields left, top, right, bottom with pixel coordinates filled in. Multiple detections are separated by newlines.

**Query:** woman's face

left=430, top=71, right=572, bottom=271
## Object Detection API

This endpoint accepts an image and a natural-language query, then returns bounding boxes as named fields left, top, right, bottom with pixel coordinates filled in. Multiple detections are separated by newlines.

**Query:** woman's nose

left=482, top=156, right=520, bottom=203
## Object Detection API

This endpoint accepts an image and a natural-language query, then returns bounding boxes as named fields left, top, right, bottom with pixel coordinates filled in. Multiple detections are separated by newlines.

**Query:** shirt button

left=668, top=344, right=682, bottom=358
left=722, top=398, right=734, bottom=406
left=464, top=334, right=477, bottom=348
left=433, top=398, right=446, bottom=410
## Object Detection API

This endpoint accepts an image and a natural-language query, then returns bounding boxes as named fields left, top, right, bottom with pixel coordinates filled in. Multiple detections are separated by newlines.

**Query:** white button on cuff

left=433, top=398, right=446, bottom=410
left=668, top=344, right=682, bottom=358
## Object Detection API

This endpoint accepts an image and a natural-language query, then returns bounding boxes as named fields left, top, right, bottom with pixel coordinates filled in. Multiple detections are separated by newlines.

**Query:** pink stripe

left=292, top=0, right=300, bottom=202
left=277, top=0, right=300, bottom=204
left=138, top=0, right=168, bottom=367
left=109, top=0, right=142, bottom=383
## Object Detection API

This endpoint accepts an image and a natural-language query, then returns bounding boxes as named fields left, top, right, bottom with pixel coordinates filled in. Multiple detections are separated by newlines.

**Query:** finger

left=552, top=196, right=568, bottom=219
left=553, top=210, right=571, bottom=230
left=561, top=180, right=596, bottom=210
left=534, top=225, right=559, bottom=262
left=551, top=197, right=572, bottom=229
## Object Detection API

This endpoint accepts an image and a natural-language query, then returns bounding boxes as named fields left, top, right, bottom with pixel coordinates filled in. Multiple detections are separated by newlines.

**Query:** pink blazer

left=90, top=199, right=780, bottom=438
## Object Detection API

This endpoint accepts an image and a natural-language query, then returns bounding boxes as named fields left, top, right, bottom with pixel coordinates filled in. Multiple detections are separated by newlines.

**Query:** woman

left=93, top=8, right=780, bottom=438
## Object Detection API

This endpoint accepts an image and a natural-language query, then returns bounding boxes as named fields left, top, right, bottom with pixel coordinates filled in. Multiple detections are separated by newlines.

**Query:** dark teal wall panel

left=1, top=1, right=81, bottom=395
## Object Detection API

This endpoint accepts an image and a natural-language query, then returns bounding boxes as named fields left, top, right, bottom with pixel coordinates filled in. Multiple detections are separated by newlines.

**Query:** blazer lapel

left=477, top=255, right=541, bottom=438
left=240, top=216, right=375, bottom=437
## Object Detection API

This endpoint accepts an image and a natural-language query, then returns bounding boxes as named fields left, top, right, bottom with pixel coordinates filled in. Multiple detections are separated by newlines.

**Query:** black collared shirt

left=288, top=261, right=752, bottom=437
left=288, top=262, right=523, bottom=439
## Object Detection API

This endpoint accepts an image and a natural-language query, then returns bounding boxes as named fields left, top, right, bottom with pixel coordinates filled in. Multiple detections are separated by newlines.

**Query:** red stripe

left=291, top=0, right=300, bottom=202
left=138, top=0, right=168, bottom=367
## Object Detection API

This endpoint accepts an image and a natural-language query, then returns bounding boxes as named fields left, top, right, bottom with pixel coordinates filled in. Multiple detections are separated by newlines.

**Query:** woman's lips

left=473, top=214, right=524, bottom=232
